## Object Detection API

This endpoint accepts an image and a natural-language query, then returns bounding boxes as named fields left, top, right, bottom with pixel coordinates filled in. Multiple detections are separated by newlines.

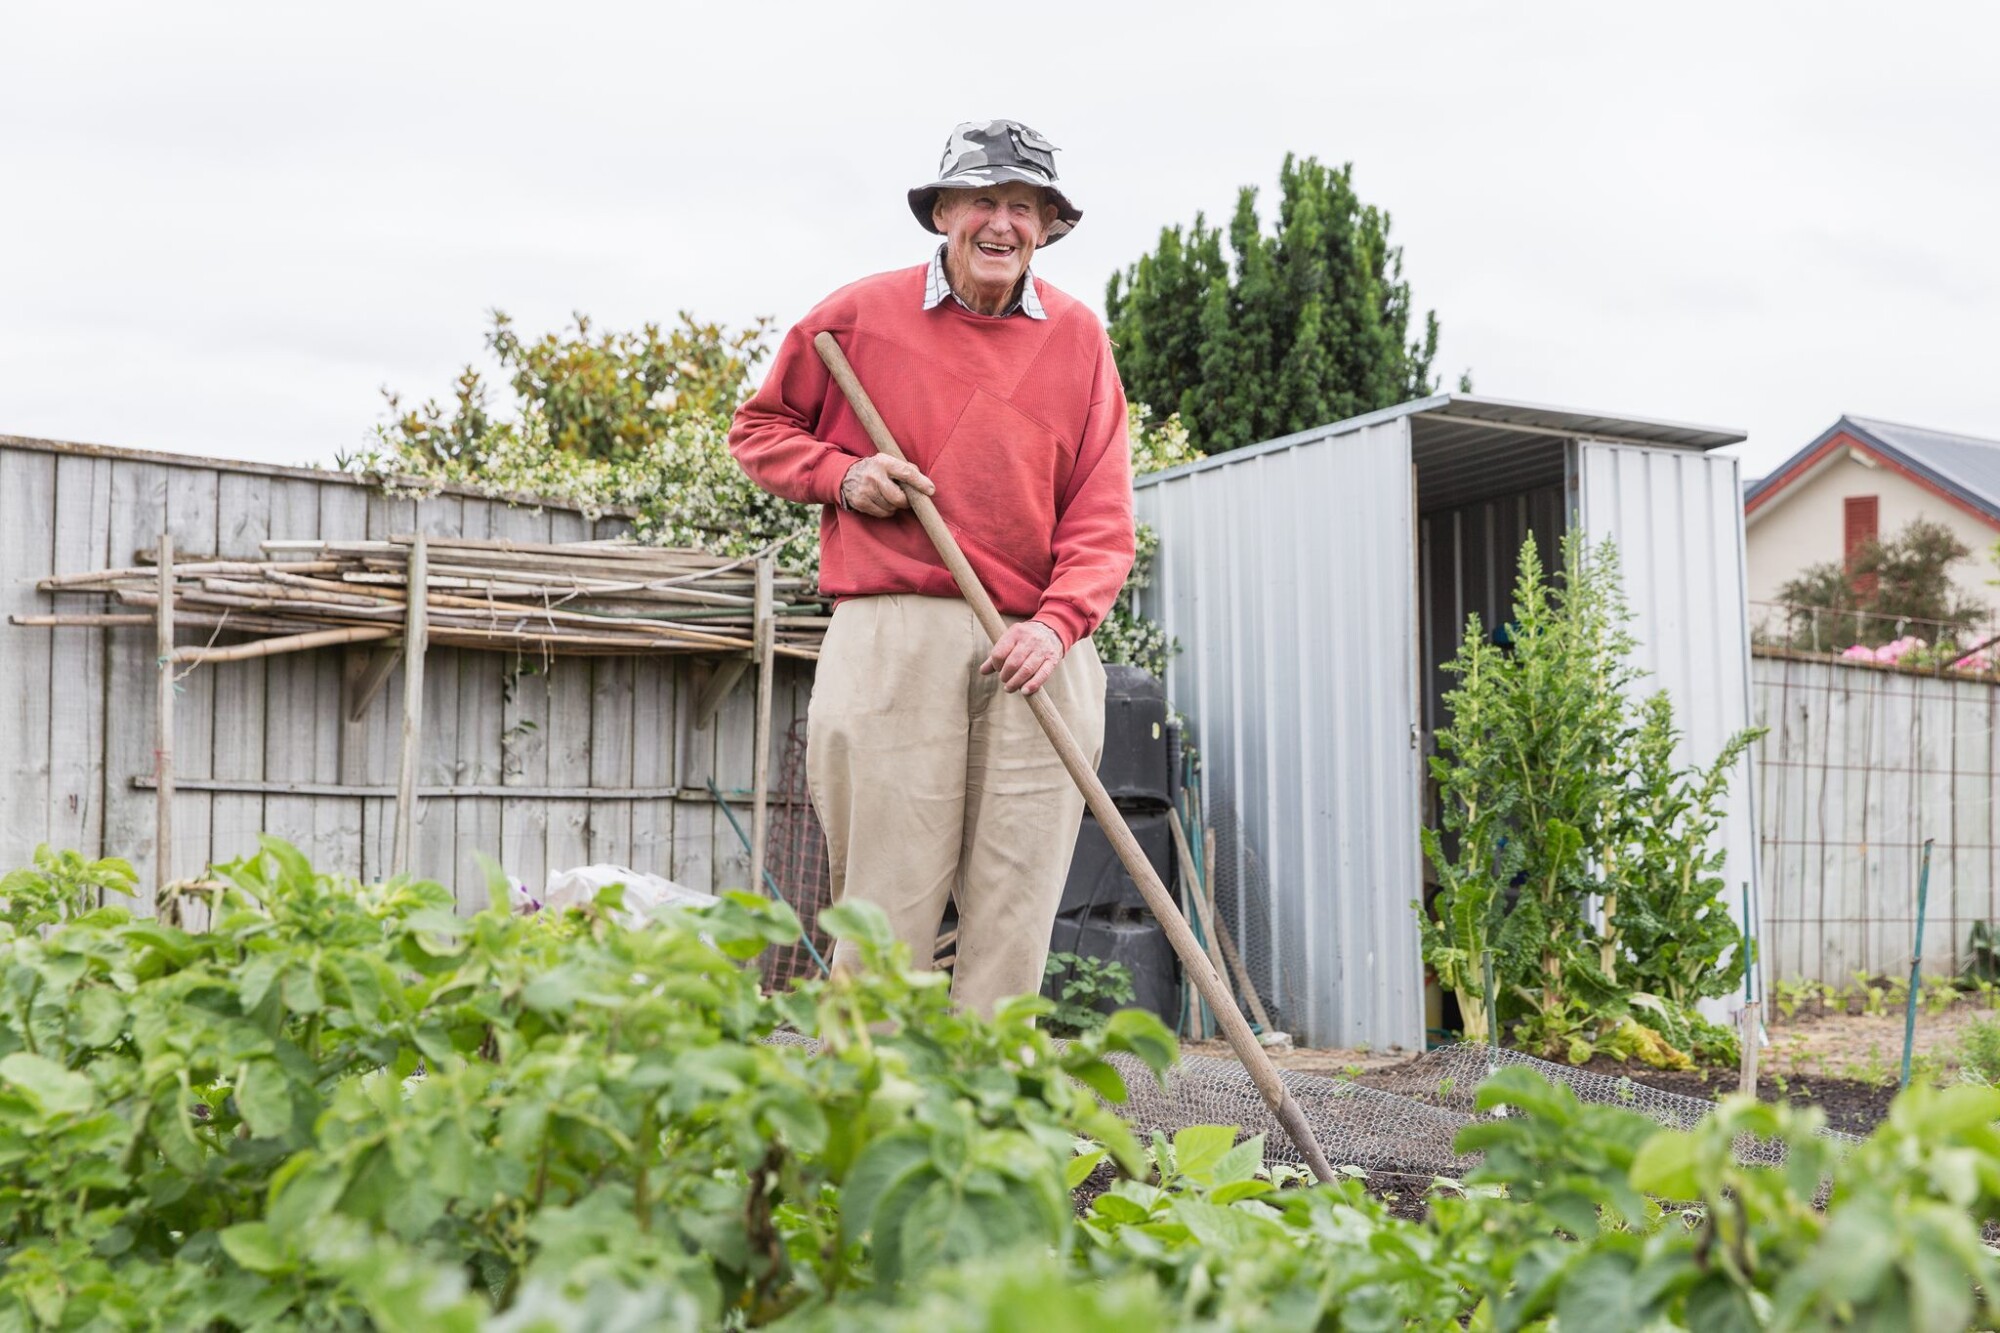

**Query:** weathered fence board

left=2, top=451, right=56, bottom=858
left=0, top=436, right=815, bottom=910
left=48, top=454, right=111, bottom=855
left=1755, top=651, right=2000, bottom=982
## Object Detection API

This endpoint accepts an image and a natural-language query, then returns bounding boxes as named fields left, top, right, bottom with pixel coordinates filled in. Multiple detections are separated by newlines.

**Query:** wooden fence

left=1754, top=649, right=2000, bottom=983
left=0, top=435, right=809, bottom=913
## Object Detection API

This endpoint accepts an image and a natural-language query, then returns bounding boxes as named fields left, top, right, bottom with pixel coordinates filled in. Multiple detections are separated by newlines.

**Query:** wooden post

left=1738, top=1000, right=1761, bottom=1098
left=749, top=553, right=777, bottom=896
left=154, top=532, right=175, bottom=897
left=391, top=535, right=429, bottom=877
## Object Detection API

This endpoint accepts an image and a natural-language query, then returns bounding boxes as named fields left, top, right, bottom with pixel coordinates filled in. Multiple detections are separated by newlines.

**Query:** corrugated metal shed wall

left=1137, top=419, right=1425, bottom=1050
left=1576, top=443, right=1763, bottom=997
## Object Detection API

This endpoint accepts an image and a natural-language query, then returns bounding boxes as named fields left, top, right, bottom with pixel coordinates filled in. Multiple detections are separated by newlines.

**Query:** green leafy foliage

left=1613, top=692, right=1761, bottom=1014
left=1955, top=1013, right=2000, bottom=1086
left=0, top=838, right=1178, bottom=1328
left=1098, top=1070, right=2000, bottom=1332
left=1964, top=920, right=2000, bottom=984
left=8, top=839, right=2000, bottom=1332
left=1041, top=952, right=1137, bottom=1037
left=1420, top=533, right=1762, bottom=1062
left=1106, top=153, right=1454, bottom=455
left=0, top=846, right=136, bottom=931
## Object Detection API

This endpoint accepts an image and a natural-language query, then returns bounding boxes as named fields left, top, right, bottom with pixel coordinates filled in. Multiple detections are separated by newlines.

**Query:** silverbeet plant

left=0, top=837, right=1176, bottom=1330
left=1420, top=533, right=1762, bottom=1065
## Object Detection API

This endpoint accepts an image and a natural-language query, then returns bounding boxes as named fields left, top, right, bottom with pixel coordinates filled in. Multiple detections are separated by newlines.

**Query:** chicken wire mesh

left=1097, top=1042, right=1859, bottom=1182
left=761, top=1032, right=1856, bottom=1186
left=1202, top=782, right=1300, bottom=1036
left=761, top=718, right=834, bottom=990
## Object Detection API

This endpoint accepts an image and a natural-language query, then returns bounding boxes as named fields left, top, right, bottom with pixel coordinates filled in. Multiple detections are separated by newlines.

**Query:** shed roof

left=1743, top=415, right=2000, bottom=527
left=1134, top=393, right=1746, bottom=492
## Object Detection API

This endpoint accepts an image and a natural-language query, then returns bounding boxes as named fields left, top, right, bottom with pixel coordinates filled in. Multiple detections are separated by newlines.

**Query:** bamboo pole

left=1177, top=834, right=1211, bottom=1040
left=9, top=613, right=155, bottom=627
left=391, top=535, right=429, bottom=877
left=749, top=554, right=777, bottom=900
left=42, top=535, right=827, bottom=661
left=814, top=331, right=1337, bottom=1184
left=1170, top=810, right=1228, bottom=1034
left=154, top=533, right=175, bottom=898
left=38, top=559, right=339, bottom=588
left=175, top=625, right=397, bottom=664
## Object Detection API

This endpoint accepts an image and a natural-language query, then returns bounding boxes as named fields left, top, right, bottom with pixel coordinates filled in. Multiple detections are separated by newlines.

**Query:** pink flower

left=1873, top=636, right=1926, bottom=663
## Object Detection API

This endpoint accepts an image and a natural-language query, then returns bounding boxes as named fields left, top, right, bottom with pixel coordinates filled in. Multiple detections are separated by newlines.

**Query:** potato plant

left=0, top=839, right=1173, bottom=1329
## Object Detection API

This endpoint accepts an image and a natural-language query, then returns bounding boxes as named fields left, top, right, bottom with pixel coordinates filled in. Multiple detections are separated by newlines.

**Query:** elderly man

left=728, top=119, right=1135, bottom=1015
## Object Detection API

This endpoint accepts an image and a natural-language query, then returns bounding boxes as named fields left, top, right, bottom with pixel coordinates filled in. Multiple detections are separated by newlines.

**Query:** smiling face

left=933, top=182, right=1059, bottom=315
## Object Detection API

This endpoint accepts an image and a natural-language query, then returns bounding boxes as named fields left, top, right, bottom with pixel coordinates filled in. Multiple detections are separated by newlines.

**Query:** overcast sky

left=4, top=2, right=1995, bottom=480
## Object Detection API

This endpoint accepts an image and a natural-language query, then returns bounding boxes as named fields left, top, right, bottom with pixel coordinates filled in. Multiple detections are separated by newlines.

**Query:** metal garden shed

left=1135, top=395, right=1759, bottom=1050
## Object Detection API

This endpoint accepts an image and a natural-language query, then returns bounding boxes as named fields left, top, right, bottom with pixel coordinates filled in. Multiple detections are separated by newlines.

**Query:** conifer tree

left=1106, top=154, right=1449, bottom=453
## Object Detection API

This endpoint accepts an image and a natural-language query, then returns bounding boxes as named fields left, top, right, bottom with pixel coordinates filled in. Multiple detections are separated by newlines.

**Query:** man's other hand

left=981, top=620, right=1064, bottom=695
left=840, top=456, right=935, bottom=516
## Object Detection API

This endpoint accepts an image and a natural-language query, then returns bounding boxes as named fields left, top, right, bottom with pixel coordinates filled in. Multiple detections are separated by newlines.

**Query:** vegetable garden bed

left=7, top=842, right=2000, bottom=1330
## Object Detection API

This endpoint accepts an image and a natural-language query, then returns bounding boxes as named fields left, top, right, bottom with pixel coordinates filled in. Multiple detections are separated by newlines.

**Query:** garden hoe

left=814, top=331, right=1339, bottom=1184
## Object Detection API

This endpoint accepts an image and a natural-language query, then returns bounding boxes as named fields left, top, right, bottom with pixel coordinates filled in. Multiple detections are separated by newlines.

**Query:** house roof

left=1744, top=415, right=2000, bottom=528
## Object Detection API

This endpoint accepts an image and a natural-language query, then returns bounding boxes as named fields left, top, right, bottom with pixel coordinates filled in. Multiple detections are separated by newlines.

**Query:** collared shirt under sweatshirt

left=727, top=261, right=1134, bottom=651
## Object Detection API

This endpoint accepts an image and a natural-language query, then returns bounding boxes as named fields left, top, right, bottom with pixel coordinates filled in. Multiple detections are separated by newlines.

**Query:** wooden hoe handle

left=812, top=331, right=1338, bottom=1184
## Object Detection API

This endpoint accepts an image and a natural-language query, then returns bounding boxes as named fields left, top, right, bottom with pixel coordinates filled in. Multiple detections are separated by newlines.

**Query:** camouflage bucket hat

left=907, top=119, right=1082, bottom=245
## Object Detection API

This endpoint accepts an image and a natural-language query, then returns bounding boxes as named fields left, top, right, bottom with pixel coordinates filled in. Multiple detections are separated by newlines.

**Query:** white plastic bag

left=537, top=864, right=717, bottom=926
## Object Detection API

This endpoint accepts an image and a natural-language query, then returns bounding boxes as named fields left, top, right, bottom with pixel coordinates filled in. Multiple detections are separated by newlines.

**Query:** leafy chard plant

left=1421, top=533, right=1761, bottom=1064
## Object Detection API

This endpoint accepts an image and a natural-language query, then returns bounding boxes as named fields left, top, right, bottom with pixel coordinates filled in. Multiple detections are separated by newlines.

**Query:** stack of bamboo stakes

left=22, top=536, right=829, bottom=663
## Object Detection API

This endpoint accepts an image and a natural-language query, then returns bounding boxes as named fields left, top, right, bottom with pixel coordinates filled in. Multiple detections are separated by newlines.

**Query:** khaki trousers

left=807, top=594, right=1106, bottom=1017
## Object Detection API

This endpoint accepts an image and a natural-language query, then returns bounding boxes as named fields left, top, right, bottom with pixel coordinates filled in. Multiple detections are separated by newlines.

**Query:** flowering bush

left=1841, top=634, right=1928, bottom=664
left=1837, top=634, right=1999, bottom=676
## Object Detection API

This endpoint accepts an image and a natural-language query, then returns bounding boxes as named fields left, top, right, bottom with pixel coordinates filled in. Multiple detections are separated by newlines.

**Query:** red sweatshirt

left=727, top=264, right=1134, bottom=650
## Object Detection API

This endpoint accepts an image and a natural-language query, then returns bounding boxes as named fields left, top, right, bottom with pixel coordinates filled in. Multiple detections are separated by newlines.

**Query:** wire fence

left=761, top=717, right=834, bottom=991
left=1750, top=600, right=2000, bottom=678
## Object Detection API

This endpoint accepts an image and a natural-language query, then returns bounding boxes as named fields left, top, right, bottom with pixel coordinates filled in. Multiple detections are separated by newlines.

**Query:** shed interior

left=1412, top=413, right=1570, bottom=744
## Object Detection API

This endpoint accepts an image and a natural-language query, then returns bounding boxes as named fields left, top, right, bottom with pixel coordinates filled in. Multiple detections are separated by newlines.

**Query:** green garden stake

left=707, top=779, right=830, bottom=976
left=1483, top=949, right=1500, bottom=1072
left=1742, top=882, right=1754, bottom=1006
left=1901, top=838, right=1935, bottom=1089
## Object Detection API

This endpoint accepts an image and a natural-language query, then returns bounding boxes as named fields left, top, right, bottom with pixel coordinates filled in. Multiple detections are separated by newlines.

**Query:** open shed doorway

left=1415, top=415, right=1572, bottom=750
left=1412, top=416, right=1573, bottom=1038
